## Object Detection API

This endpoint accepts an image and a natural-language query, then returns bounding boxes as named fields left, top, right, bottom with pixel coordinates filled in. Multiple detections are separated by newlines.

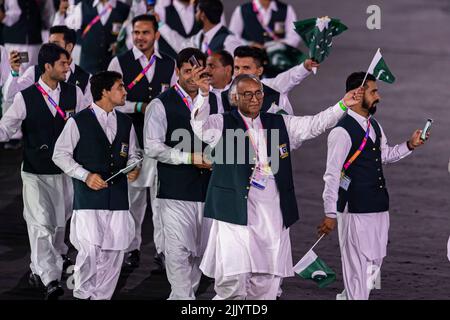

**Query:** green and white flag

left=366, top=48, right=396, bottom=83
left=294, top=250, right=336, bottom=288
left=294, top=16, right=348, bottom=64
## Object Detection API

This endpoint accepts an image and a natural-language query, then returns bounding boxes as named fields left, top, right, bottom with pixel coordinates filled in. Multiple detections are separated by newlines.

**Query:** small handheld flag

left=362, top=48, right=396, bottom=85
left=105, top=158, right=143, bottom=183
left=293, top=234, right=336, bottom=288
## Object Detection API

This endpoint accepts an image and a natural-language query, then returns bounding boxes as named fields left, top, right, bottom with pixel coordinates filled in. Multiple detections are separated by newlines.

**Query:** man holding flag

left=318, top=66, right=428, bottom=300
left=108, top=14, right=176, bottom=269
left=0, top=43, right=85, bottom=299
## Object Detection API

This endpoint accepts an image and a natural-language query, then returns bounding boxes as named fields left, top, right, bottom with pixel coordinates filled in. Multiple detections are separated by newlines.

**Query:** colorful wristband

left=339, top=100, right=348, bottom=112
left=11, top=70, right=19, bottom=77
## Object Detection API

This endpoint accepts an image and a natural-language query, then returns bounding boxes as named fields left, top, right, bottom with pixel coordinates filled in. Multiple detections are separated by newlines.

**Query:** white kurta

left=322, top=109, right=412, bottom=300
left=0, top=78, right=84, bottom=286
left=145, top=85, right=211, bottom=299
left=4, top=61, right=92, bottom=109
left=108, top=46, right=176, bottom=252
left=191, top=94, right=347, bottom=282
left=52, top=103, right=139, bottom=300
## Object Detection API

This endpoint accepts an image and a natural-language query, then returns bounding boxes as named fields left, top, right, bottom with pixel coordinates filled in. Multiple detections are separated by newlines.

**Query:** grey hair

left=228, top=74, right=263, bottom=107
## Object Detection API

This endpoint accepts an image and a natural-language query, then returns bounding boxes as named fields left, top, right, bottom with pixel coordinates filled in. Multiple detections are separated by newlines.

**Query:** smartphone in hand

left=18, top=52, right=29, bottom=64
left=420, top=119, right=433, bottom=141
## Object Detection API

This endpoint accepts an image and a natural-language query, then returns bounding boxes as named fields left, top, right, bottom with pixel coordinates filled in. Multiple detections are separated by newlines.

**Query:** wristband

left=11, top=70, right=19, bottom=77
left=339, top=100, right=348, bottom=112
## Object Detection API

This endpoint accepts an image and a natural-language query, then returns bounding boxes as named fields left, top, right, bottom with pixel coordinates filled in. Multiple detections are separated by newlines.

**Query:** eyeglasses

left=237, top=90, right=264, bottom=101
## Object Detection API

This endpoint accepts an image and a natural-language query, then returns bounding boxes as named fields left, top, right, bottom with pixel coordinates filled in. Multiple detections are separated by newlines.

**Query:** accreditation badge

left=279, top=143, right=289, bottom=159
left=250, top=164, right=270, bottom=190
left=339, top=172, right=351, bottom=191
left=120, top=143, right=129, bottom=158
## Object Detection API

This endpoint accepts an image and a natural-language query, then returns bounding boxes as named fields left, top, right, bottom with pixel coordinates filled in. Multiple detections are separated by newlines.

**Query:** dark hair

left=37, top=43, right=70, bottom=74
left=176, top=47, right=207, bottom=69
left=132, top=14, right=158, bottom=32
left=49, top=25, right=77, bottom=45
left=214, top=50, right=234, bottom=69
left=90, top=71, right=123, bottom=102
left=346, top=72, right=376, bottom=92
left=233, top=45, right=267, bottom=68
left=197, top=0, right=223, bottom=25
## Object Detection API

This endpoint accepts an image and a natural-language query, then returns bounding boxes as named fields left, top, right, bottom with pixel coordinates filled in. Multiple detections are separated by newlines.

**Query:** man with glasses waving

left=190, top=73, right=363, bottom=300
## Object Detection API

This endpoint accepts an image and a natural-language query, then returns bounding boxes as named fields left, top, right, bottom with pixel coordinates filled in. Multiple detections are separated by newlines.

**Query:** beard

left=363, top=99, right=379, bottom=115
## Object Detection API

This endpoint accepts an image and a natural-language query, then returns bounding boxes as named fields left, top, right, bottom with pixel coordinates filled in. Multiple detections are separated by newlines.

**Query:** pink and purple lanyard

left=343, top=119, right=371, bottom=172
left=82, top=3, right=113, bottom=38
left=127, top=55, right=157, bottom=90
left=173, top=84, right=193, bottom=111
left=252, top=0, right=279, bottom=41
left=35, top=83, right=67, bottom=120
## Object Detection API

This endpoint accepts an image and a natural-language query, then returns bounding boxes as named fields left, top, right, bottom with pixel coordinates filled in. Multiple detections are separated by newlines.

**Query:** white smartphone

left=420, top=119, right=433, bottom=141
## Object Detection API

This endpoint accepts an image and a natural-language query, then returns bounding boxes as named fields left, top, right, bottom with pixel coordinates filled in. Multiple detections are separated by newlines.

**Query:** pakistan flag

left=293, top=250, right=336, bottom=288
left=294, top=16, right=348, bottom=63
left=367, top=48, right=396, bottom=83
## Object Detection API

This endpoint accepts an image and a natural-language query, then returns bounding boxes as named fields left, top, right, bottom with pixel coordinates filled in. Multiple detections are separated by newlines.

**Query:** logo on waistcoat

left=120, top=143, right=129, bottom=158
left=279, top=143, right=289, bottom=159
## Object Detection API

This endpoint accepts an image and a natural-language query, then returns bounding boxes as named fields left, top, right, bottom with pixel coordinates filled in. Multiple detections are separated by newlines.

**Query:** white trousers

left=213, top=273, right=281, bottom=300
left=337, top=212, right=385, bottom=300
left=127, top=180, right=163, bottom=253
left=159, top=199, right=210, bottom=300
left=21, top=171, right=73, bottom=286
left=72, top=239, right=124, bottom=300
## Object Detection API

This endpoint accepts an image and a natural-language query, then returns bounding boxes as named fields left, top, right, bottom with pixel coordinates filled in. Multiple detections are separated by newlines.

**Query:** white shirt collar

left=173, top=0, right=194, bottom=12
left=132, top=45, right=162, bottom=61
left=255, top=0, right=278, bottom=12
left=203, top=23, right=223, bottom=43
left=38, top=77, right=61, bottom=93
left=175, top=82, right=192, bottom=100
left=91, top=102, right=117, bottom=117
left=347, top=108, right=370, bottom=127
left=238, top=108, right=261, bottom=124
left=210, top=81, right=231, bottom=94
left=93, top=0, right=116, bottom=8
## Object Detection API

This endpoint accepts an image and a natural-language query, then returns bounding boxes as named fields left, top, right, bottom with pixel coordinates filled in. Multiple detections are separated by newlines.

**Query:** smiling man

left=108, top=14, right=176, bottom=270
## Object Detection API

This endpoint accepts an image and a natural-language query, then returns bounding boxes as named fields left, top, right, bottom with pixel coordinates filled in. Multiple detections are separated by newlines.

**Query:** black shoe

left=28, top=272, right=44, bottom=289
left=62, top=254, right=73, bottom=272
left=123, top=249, right=140, bottom=268
left=152, top=252, right=166, bottom=273
left=45, top=280, right=64, bottom=300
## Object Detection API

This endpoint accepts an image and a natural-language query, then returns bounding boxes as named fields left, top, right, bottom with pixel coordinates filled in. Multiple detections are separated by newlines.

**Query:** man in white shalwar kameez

left=0, top=43, right=85, bottom=299
left=318, top=72, right=428, bottom=300
left=53, top=71, right=140, bottom=300
left=190, top=73, right=363, bottom=300
left=145, top=48, right=217, bottom=300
